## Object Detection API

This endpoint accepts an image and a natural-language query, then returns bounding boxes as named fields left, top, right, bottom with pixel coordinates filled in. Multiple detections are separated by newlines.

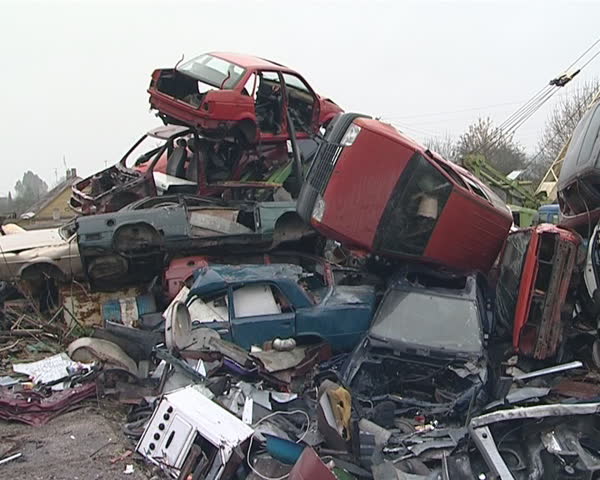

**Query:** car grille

left=297, top=112, right=365, bottom=223
left=306, top=142, right=343, bottom=195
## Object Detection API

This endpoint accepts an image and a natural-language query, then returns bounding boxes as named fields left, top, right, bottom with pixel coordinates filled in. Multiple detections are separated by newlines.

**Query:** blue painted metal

left=77, top=201, right=302, bottom=257
left=264, top=434, right=305, bottom=464
left=77, top=204, right=190, bottom=252
left=102, top=294, right=157, bottom=325
left=537, top=204, right=560, bottom=224
left=187, top=264, right=376, bottom=352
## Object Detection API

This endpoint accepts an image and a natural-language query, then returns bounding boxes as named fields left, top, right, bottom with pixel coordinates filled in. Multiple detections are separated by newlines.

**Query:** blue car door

left=229, top=283, right=296, bottom=350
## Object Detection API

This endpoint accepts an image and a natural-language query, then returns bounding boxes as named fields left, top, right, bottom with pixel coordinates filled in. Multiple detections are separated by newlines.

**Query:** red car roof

left=210, top=52, right=288, bottom=70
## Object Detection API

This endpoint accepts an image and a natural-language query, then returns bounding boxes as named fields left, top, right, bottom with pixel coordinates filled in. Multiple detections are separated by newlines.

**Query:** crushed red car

left=70, top=125, right=307, bottom=215
left=495, top=223, right=582, bottom=360
left=297, top=113, right=513, bottom=273
left=148, top=52, right=342, bottom=144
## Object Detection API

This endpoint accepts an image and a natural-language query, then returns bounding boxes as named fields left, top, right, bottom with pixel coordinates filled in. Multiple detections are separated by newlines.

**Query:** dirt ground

left=0, top=403, right=158, bottom=480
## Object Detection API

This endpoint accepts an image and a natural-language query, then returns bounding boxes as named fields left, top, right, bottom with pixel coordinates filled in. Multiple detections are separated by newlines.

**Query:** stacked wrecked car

left=3, top=52, right=600, bottom=480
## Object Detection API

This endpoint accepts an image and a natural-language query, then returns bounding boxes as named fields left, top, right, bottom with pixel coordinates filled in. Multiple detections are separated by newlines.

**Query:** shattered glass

left=375, top=154, right=452, bottom=256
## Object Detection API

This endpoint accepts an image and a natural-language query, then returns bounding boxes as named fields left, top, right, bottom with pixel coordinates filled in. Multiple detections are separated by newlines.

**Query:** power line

left=381, top=101, right=524, bottom=120
left=496, top=86, right=553, bottom=132
left=500, top=88, right=560, bottom=138
left=522, top=87, right=600, bottom=174
left=476, top=35, right=600, bottom=153
left=381, top=90, right=585, bottom=125
left=496, top=86, right=553, bottom=133
left=387, top=121, right=444, bottom=139
left=580, top=48, right=600, bottom=71
left=564, top=36, right=600, bottom=71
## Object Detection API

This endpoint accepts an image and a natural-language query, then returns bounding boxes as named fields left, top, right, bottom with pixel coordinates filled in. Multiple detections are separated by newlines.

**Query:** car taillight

left=150, top=70, right=160, bottom=87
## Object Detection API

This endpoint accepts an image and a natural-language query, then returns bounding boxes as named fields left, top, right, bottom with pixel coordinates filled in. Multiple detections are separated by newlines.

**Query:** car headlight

left=340, top=123, right=361, bottom=146
left=312, top=195, right=326, bottom=222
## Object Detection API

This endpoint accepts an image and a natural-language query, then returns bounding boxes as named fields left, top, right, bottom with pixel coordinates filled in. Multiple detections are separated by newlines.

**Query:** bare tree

left=534, top=79, right=600, bottom=172
left=424, top=135, right=458, bottom=162
left=455, top=117, right=527, bottom=174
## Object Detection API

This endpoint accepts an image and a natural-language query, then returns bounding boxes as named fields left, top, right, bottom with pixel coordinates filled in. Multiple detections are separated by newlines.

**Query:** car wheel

left=113, top=223, right=163, bottom=255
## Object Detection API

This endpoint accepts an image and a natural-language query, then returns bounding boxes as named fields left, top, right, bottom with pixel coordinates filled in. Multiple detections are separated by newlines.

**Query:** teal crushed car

left=184, top=262, right=377, bottom=352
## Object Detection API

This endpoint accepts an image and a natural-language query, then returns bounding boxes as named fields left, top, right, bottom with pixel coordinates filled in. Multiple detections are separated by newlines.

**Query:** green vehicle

left=510, top=205, right=539, bottom=228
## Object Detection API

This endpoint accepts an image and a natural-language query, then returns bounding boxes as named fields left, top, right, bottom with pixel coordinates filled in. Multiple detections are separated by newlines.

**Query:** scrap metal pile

left=3, top=51, right=600, bottom=479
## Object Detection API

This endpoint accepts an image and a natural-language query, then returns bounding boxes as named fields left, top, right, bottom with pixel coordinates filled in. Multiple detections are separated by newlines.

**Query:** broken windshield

left=370, top=288, right=483, bottom=355
left=123, top=134, right=168, bottom=169
left=375, top=154, right=453, bottom=256
left=177, top=54, right=246, bottom=89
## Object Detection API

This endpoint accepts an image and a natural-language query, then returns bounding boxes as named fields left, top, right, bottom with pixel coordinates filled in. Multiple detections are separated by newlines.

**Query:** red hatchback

left=296, top=113, right=513, bottom=273
left=148, top=52, right=342, bottom=144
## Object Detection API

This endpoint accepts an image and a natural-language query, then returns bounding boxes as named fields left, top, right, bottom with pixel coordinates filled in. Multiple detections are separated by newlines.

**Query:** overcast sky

left=1, top=0, right=599, bottom=195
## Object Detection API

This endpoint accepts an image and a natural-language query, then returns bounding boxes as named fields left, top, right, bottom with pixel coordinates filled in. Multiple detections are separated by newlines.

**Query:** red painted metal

left=164, top=256, right=209, bottom=300
left=0, top=383, right=96, bottom=426
left=289, top=448, right=336, bottom=480
left=508, top=224, right=581, bottom=359
left=148, top=51, right=342, bottom=143
left=309, top=117, right=513, bottom=272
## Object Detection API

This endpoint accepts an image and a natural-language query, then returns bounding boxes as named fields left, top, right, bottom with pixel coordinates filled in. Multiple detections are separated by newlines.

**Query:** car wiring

left=395, top=359, right=456, bottom=384
left=246, top=409, right=311, bottom=480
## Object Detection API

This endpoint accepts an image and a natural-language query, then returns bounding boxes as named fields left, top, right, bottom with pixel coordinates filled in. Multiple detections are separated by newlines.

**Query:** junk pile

left=3, top=51, right=600, bottom=479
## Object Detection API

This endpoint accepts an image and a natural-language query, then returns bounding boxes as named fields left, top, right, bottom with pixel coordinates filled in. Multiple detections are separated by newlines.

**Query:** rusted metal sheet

left=552, top=379, right=600, bottom=399
left=60, top=284, right=144, bottom=327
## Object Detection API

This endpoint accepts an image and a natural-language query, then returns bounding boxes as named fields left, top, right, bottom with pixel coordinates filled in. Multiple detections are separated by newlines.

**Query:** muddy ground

left=0, top=402, right=158, bottom=480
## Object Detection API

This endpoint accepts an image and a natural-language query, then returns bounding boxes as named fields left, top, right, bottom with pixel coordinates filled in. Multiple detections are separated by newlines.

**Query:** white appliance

left=137, top=385, right=253, bottom=478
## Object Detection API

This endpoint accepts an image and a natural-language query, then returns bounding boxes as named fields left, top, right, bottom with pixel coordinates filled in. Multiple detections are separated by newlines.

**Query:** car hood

left=0, top=228, right=64, bottom=253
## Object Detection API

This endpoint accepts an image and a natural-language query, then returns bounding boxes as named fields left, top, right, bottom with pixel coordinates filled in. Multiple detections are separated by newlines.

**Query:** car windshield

left=177, top=54, right=246, bottom=89
left=123, top=134, right=169, bottom=169
left=370, top=288, right=483, bottom=354
left=376, top=154, right=453, bottom=256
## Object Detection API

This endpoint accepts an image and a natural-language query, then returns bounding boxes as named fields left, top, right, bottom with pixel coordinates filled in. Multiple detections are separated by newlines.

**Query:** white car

left=0, top=223, right=83, bottom=286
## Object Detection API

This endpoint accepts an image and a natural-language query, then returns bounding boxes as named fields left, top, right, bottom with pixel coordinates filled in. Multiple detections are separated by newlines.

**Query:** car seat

left=166, top=146, right=188, bottom=178
left=186, top=156, right=198, bottom=182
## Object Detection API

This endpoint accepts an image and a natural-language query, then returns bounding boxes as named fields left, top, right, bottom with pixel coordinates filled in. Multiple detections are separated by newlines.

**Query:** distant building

left=17, top=169, right=81, bottom=229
